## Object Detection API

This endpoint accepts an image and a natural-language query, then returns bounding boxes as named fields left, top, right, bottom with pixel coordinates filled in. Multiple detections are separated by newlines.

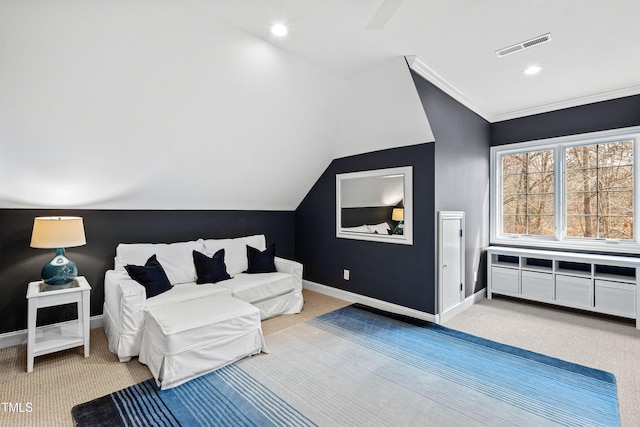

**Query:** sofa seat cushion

left=224, top=272, right=294, bottom=305
left=146, top=282, right=232, bottom=311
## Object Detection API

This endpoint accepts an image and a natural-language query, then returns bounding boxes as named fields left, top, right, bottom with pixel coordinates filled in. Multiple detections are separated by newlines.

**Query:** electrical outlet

left=343, top=269, right=350, bottom=280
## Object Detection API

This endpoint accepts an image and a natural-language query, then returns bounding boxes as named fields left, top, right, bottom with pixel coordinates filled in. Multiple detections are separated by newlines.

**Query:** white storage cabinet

left=487, top=246, right=640, bottom=329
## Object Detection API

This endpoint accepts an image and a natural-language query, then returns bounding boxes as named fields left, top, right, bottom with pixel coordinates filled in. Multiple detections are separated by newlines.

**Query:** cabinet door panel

left=491, top=266, right=519, bottom=294
left=556, top=275, right=593, bottom=308
left=595, top=280, right=636, bottom=317
left=521, top=270, right=553, bottom=300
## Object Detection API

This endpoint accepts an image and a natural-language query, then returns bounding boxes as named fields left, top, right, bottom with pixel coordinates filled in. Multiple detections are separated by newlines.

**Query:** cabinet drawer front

left=555, top=275, right=593, bottom=308
left=521, top=270, right=553, bottom=300
left=491, top=267, right=519, bottom=294
left=594, top=280, right=636, bottom=317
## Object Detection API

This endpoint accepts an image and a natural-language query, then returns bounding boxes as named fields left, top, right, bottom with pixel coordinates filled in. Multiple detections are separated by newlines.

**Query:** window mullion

left=556, top=147, right=564, bottom=241
left=635, top=138, right=639, bottom=244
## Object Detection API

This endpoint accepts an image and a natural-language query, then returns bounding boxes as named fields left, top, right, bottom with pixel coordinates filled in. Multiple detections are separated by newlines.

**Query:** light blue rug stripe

left=172, top=375, right=254, bottom=426
left=163, top=372, right=260, bottom=426
left=216, top=364, right=317, bottom=427
left=308, top=306, right=620, bottom=427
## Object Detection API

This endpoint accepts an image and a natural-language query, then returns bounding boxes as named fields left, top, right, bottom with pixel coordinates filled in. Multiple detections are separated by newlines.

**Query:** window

left=491, top=126, right=640, bottom=253
left=502, top=150, right=554, bottom=236
left=565, top=140, right=633, bottom=240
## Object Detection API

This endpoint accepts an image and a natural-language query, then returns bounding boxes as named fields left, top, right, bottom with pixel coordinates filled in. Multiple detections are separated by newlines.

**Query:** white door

left=439, top=211, right=465, bottom=315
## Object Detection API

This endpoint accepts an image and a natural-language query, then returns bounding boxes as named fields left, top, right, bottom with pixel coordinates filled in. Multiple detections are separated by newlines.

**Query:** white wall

left=333, top=57, right=435, bottom=159
left=0, top=2, right=432, bottom=211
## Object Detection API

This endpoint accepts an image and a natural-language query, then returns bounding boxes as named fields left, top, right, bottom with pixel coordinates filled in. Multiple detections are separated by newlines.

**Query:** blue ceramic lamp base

left=42, top=248, right=78, bottom=286
left=394, top=221, right=404, bottom=235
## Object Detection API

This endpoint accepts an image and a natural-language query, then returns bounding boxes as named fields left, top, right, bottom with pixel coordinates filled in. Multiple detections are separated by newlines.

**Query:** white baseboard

left=438, top=288, right=487, bottom=324
left=303, top=280, right=438, bottom=323
left=0, top=315, right=104, bottom=350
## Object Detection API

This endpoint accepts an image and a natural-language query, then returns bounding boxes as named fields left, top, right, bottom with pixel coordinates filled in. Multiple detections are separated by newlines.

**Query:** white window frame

left=490, top=125, right=640, bottom=254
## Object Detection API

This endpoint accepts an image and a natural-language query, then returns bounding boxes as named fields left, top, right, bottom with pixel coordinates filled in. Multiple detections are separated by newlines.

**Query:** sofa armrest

left=274, top=257, right=303, bottom=290
left=104, top=270, right=148, bottom=360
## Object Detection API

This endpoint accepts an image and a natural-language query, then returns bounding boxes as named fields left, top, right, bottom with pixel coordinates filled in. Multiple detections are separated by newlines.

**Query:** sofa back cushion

left=115, top=239, right=205, bottom=285
left=203, top=234, right=266, bottom=275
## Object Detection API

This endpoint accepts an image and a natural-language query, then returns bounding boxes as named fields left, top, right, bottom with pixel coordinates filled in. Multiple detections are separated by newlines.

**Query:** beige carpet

left=2, top=289, right=638, bottom=426
left=445, top=296, right=640, bottom=427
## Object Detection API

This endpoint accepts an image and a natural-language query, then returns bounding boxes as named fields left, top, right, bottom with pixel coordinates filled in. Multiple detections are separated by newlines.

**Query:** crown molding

left=406, top=55, right=640, bottom=124
left=405, top=55, right=495, bottom=122
left=491, top=84, right=640, bottom=122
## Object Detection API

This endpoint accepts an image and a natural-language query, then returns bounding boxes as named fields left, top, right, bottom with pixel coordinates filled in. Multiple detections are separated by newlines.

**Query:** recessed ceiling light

left=523, top=65, right=542, bottom=76
left=270, top=23, right=288, bottom=37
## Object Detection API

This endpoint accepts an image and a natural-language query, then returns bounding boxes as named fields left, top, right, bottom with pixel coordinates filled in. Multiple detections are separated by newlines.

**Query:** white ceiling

left=3, top=1, right=638, bottom=211
left=199, top=0, right=640, bottom=122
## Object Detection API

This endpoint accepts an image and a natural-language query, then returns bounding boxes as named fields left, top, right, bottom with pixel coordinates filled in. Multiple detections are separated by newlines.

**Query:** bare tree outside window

left=566, top=140, right=633, bottom=240
left=502, top=150, right=554, bottom=236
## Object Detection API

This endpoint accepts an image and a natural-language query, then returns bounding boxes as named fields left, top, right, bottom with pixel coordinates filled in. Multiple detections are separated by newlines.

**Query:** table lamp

left=392, top=208, right=404, bottom=235
left=30, top=216, right=86, bottom=286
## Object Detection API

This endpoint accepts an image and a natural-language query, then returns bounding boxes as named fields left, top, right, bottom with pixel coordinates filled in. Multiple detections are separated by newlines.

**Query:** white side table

left=26, top=276, right=91, bottom=372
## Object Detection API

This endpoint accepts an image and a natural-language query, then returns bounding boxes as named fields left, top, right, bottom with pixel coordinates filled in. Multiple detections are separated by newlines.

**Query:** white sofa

left=103, top=234, right=303, bottom=362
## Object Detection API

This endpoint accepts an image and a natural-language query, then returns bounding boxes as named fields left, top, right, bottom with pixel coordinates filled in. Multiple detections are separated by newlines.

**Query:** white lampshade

left=30, top=217, right=86, bottom=249
left=392, top=208, right=404, bottom=221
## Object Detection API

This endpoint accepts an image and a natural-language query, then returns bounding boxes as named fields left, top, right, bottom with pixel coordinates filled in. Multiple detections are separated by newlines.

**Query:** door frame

left=437, top=211, right=465, bottom=316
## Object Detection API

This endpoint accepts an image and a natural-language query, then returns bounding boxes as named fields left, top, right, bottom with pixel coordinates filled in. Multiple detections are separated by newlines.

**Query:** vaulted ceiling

left=1, top=1, right=637, bottom=210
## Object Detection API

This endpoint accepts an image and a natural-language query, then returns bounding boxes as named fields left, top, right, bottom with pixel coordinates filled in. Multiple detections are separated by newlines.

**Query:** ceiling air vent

left=495, top=33, right=552, bottom=57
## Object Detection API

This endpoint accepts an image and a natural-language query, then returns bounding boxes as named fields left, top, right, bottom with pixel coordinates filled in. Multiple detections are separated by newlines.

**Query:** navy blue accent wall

left=295, top=71, right=492, bottom=314
left=295, top=144, right=436, bottom=313
left=0, top=209, right=294, bottom=334
left=410, top=71, right=491, bottom=295
left=491, top=94, right=640, bottom=146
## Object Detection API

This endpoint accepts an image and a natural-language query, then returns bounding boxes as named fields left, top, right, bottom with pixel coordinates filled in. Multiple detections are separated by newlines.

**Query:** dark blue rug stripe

left=111, top=380, right=180, bottom=427
left=308, top=305, right=620, bottom=427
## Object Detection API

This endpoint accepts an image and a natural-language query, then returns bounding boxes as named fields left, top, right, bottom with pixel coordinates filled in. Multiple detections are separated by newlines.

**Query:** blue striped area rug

left=72, top=305, right=620, bottom=426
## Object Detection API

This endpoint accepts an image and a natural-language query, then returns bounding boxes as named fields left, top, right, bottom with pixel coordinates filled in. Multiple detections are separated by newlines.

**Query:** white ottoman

left=139, top=295, right=266, bottom=390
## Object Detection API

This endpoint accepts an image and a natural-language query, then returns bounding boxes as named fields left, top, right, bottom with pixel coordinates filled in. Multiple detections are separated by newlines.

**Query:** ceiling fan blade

left=365, top=0, right=405, bottom=30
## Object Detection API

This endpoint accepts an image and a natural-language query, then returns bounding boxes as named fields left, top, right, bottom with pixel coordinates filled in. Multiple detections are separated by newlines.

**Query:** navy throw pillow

left=193, top=249, right=231, bottom=284
left=124, top=254, right=172, bottom=298
left=246, top=244, right=277, bottom=273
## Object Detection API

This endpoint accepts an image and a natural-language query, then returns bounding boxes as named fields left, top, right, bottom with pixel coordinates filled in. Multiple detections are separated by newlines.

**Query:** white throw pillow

left=114, top=239, right=205, bottom=285
left=203, top=234, right=266, bottom=275
left=368, top=222, right=391, bottom=235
